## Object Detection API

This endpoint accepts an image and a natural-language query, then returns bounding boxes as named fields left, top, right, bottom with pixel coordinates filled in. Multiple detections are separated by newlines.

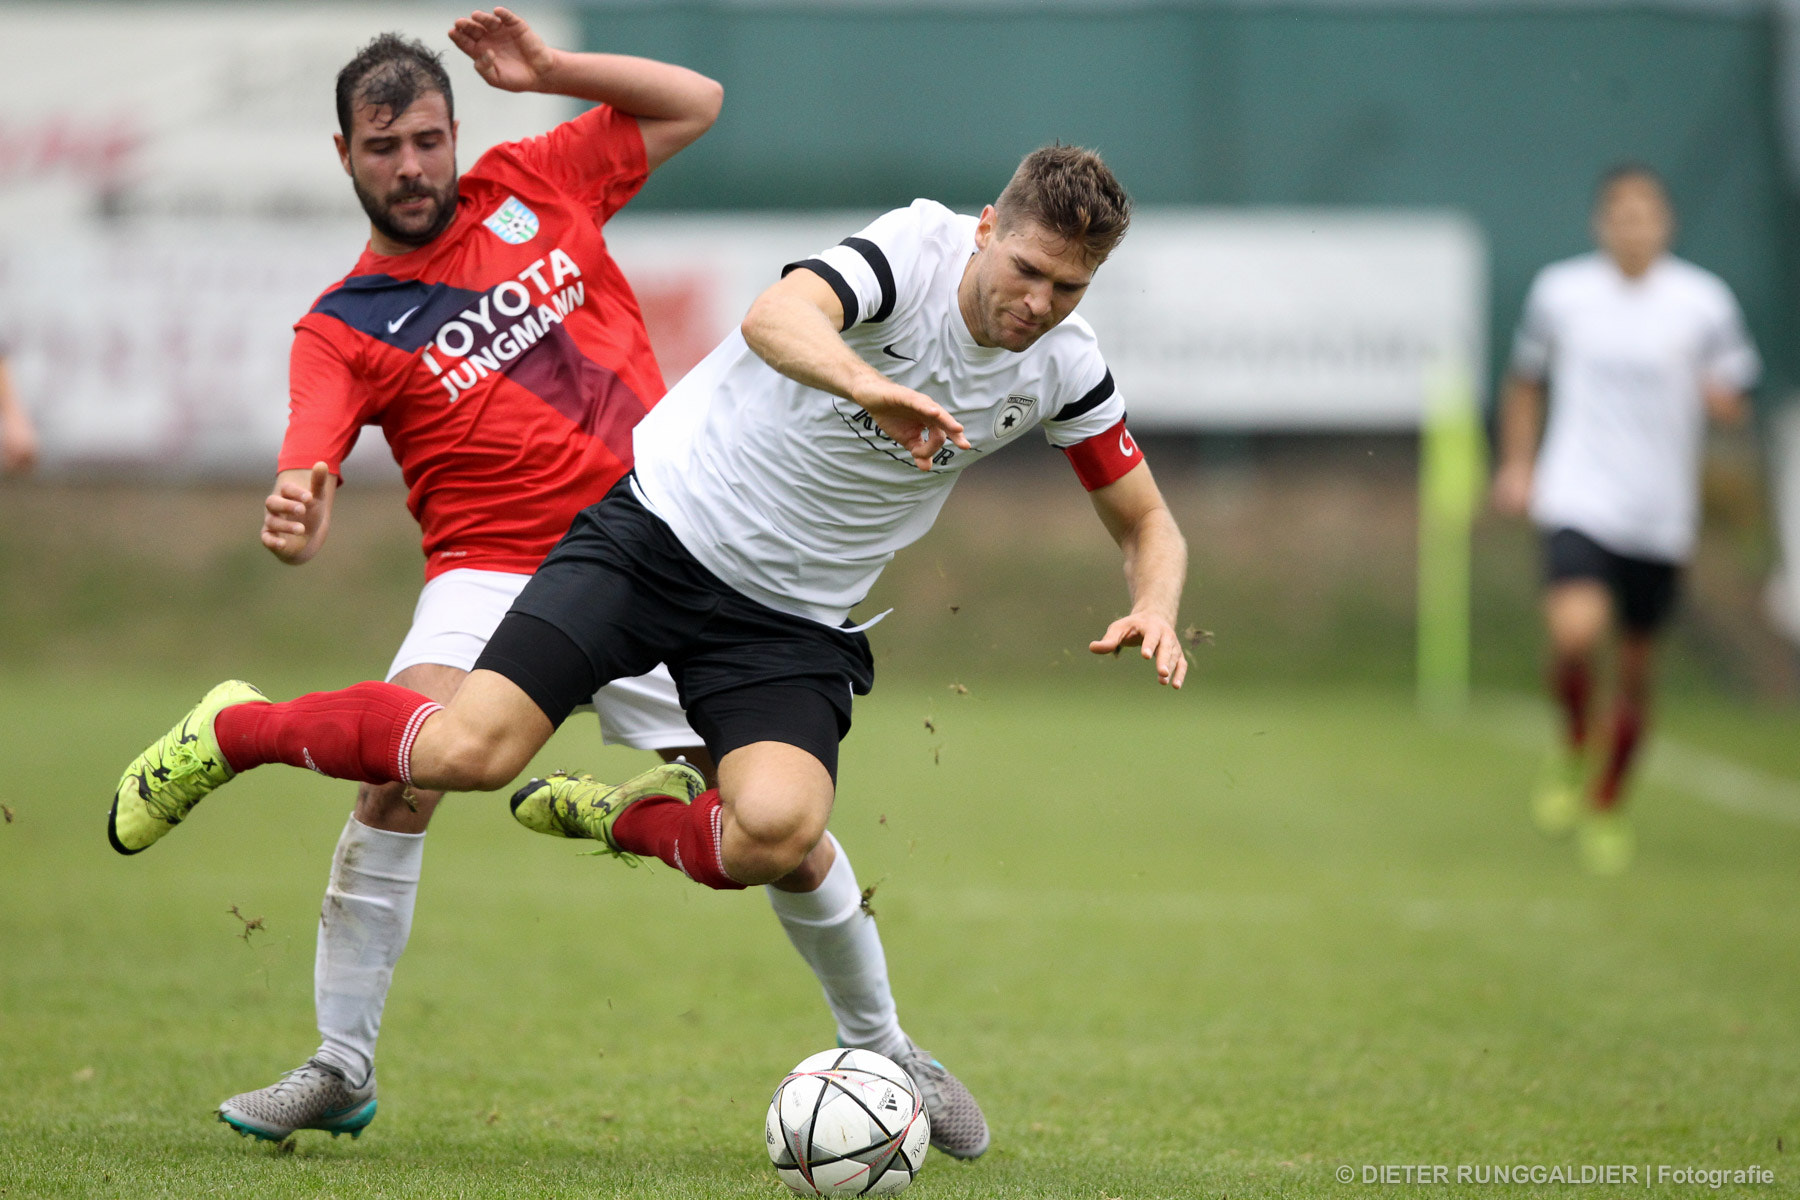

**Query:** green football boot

left=510, top=761, right=707, bottom=859
left=1530, top=746, right=1585, bottom=838
left=109, top=680, right=269, bottom=855
left=1578, top=807, right=1635, bottom=876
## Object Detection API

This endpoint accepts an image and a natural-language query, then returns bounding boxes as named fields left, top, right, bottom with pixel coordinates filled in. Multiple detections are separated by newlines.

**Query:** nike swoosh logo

left=883, top=343, right=916, bottom=362
left=387, top=305, right=421, bottom=333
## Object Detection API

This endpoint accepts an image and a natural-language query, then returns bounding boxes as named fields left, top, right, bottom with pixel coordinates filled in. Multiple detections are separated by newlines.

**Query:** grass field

left=4, top=667, right=1798, bottom=1198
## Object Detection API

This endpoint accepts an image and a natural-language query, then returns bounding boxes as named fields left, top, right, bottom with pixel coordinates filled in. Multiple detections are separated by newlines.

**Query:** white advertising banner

left=605, top=209, right=1489, bottom=432
left=1083, top=212, right=1486, bottom=429
left=0, top=209, right=1485, bottom=476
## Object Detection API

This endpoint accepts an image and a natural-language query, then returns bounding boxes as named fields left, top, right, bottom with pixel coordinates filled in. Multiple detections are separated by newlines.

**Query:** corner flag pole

left=1418, top=359, right=1481, bottom=715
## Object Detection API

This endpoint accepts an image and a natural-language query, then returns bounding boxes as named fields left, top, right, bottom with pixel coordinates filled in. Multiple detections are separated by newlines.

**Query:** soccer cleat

left=109, top=680, right=269, bottom=855
left=889, top=1039, right=991, bottom=1160
left=1578, top=808, right=1635, bottom=876
left=218, top=1059, right=376, bottom=1141
left=1530, top=747, right=1584, bottom=837
left=510, top=761, right=706, bottom=858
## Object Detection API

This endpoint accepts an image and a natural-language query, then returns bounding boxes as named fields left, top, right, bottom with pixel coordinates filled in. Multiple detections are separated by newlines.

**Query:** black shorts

left=1542, top=527, right=1681, bottom=634
left=473, top=478, right=874, bottom=779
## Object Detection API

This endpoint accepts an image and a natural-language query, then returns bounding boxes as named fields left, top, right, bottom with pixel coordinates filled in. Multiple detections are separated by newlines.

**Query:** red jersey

left=282, top=105, right=663, bottom=579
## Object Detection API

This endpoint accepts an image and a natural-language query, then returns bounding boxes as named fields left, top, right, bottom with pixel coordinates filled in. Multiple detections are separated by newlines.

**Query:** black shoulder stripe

left=783, top=259, right=859, bottom=332
left=839, top=237, right=896, bottom=322
left=1052, top=369, right=1115, bottom=422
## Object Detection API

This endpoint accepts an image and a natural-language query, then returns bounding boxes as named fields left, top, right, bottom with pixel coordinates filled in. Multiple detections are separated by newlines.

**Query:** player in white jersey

left=114, top=147, right=1189, bottom=1158
left=1492, top=164, right=1758, bottom=873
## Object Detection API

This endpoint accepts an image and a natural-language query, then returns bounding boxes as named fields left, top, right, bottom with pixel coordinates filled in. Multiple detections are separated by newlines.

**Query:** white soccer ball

left=765, top=1048, right=930, bottom=1196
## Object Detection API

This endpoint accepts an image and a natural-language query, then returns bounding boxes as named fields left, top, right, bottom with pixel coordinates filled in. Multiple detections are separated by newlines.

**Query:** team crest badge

left=994, top=394, right=1036, bottom=439
left=483, top=196, right=540, bottom=245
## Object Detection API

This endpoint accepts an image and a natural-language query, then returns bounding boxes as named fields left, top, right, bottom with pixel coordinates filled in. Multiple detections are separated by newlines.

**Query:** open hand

left=854, top=380, right=972, bottom=471
left=1090, top=612, right=1188, bottom=688
left=449, top=8, right=556, bottom=93
left=261, top=462, right=332, bottom=564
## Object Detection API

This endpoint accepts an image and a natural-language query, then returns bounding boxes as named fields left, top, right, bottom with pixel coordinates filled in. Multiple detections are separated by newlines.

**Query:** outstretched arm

left=741, top=269, right=971, bottom=472
left=261, top=462, right=336, bottom=565
left=449, top=7, right=721, bottom=170
left=1087, top=462, right=1189, bottom=688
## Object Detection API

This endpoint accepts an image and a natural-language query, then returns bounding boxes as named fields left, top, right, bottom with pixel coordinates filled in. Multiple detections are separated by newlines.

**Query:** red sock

left=1551, top=656, right=1593, bottom=750
left=1594, top=702, right=1645, bottom=811
left=214, top=681, right=442, bottom=786
left=611, top=788, right=746, bottom=890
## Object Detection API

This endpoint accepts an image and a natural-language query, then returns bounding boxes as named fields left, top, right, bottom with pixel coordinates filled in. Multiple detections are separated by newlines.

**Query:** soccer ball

left=765, top=1048, right=930, bottom=1196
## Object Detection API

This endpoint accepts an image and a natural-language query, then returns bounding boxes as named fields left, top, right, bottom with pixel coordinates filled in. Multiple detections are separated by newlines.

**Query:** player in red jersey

left=202, top=12, right=721, bottom=1144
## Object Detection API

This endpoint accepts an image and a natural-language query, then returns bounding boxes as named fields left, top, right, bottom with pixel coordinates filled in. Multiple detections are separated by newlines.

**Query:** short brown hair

left=995, top=144, right=1132, bottom=264
left=337, top=33, right=454, bottom=140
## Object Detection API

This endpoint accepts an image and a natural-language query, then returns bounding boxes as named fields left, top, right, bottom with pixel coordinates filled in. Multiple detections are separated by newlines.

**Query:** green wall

left=579, top=1, right=1798, bottom=401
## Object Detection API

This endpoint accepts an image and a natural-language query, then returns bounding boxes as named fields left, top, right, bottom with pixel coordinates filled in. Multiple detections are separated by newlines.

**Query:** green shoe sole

left=218, top=1098, right=377, bottom=1141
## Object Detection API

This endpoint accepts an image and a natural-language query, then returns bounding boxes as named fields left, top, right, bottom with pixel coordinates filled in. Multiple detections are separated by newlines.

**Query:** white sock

left=312, top=815, right=424, bottom=1086
left=766, top=833, right=907, bottom=1059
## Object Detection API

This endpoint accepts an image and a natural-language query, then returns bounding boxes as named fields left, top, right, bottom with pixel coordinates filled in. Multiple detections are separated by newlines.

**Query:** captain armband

left=1062, top=419, right=1143, bottom=491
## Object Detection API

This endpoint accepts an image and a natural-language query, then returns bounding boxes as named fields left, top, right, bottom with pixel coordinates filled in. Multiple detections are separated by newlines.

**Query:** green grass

left=3, top=668, right=1797, bottom=1198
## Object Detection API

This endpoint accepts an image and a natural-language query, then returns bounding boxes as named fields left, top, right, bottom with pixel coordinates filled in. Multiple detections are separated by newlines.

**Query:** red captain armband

left=1062, top=419, right=1143, bottom=491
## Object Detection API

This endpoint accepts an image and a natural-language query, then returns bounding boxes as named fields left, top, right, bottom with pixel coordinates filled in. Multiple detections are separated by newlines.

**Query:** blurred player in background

left=1492, top=164, right=1759, bottom=874
left=0, top=346, right=38, bottom=473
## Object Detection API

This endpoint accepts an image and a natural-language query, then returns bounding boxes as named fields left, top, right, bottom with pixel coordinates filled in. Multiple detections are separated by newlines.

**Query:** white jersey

left=1511, top=252, right=1759, bottom=562
left=633, top=199, right=1128, bottom=626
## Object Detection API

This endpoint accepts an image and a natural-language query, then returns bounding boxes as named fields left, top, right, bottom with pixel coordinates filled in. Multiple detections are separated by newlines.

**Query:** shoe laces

left=136, top=737, right=216, bottom=820
left=269, top=1062, right=339, bottom=1099
left=892, top=1043, right=948, bottom=1097
left=545, top=771, right=638, bottom=865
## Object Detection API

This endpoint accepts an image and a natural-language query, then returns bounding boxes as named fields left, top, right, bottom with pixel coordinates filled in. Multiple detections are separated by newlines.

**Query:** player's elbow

left=1129, top=501, right=1184, bottom=552
left=741, top=291, right=783, bottom=356
left=670, top=78, right=724, bottom=149
left=693, top=77, right=724, bottom=129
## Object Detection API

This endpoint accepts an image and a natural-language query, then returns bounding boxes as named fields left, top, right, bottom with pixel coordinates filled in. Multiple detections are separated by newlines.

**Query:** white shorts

left=387, top=568, right=699, bottom=752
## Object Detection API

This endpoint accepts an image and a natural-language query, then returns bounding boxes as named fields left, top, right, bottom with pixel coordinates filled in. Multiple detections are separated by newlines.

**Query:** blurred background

left=3, top=0, right=1798, bottom=699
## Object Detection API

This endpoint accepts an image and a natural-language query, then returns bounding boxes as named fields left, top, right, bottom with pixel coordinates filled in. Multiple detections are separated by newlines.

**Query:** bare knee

left=1546, top=583, right=1609, bottom=659
left=715, top=742, right=834, bottom=886
left=354, top=780, right=443, bottom=834
left=733, top=804, right=828, bottom=884
left=770, top=834, right=836, bottom=893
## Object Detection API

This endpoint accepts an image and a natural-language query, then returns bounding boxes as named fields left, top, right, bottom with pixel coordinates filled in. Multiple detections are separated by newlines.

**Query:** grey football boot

left=890, top=1039, right=991, bottom=1159
left=217, top=1059, right=376, bottom=1141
